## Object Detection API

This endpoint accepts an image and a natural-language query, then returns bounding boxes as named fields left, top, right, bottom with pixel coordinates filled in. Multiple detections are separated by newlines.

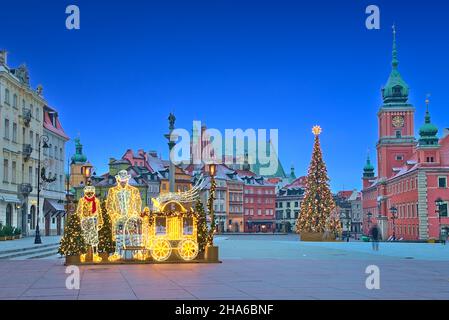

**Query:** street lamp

left=389, top=206, right=398, bottom=241
left=367, top=211, right=372, bottom=233
left=345, top=211, right=352, bottom=242
left=34, top=135, right=51, bottom=244
left=207, top=164, right=217, bottom=243
left=435, top=197, right=445, bottom=242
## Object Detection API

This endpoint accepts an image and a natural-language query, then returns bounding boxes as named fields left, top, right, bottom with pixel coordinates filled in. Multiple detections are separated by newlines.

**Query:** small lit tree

left=195, top=200, right=208, bottom=253
left=98, top=200, right=115, bottom=254
left=59, top=212, right=86, bottom=256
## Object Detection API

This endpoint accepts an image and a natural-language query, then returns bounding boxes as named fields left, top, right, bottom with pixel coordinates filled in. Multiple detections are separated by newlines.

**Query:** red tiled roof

left=337, top=190, right=353, bottom=199
left=43, top=110, right=69, bottom=140
left=284, top=176, right=307, bottom=189
left=235, top=169, right=256, bottom=177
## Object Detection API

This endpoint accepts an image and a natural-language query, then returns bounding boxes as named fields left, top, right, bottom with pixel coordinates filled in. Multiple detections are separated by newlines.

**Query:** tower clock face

left=392, top=116, right=405, bottom=128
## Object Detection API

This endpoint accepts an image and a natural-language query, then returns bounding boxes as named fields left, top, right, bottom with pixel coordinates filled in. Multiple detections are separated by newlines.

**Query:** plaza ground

left=1, top=234, right=449, bottom=300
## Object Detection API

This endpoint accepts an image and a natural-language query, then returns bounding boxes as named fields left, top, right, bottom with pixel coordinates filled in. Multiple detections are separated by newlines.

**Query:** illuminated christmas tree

left=58, top=212, right=87, bottom=256
left=98, top=200, right=115, bottom=254
left=296, top=126, right=341, bottom=235
left=195, top=200, right=208, bottom=253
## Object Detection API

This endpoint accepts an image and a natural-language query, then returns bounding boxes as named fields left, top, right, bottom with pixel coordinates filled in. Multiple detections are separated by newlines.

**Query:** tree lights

left=296, top=126, right=341, bottom=241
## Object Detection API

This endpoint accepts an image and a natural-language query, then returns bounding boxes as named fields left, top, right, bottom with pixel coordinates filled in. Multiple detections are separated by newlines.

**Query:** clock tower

left=377, top=26, right=416, bottom=179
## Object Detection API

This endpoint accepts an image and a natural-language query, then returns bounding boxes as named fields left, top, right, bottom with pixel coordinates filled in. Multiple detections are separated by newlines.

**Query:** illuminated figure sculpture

left=77, top=185, right=103, bottom=262
left=106, top=170, right=143, bottom=261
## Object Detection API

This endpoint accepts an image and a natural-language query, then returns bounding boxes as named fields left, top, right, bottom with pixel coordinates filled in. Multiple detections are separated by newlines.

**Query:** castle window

left=395, top=155, right=404, bottom=161
left=440, top=202, right=448, bottom=217
left=438, top=177, right=447, bottom=188
left=426, top=157, right=435, bottom=163
left=395, top=130, right=402, bottom=138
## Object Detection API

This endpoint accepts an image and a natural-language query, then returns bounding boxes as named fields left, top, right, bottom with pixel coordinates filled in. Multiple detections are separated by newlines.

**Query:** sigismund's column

left=164, top=113, right=177, bottom=193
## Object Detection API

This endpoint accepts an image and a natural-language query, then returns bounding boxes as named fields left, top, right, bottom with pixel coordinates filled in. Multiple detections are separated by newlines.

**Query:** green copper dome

left=363, top=154, right=375, bottom=178
left=418, top=102, right=439, bottom=146
left=382, top=27, right=409, bottom=104
left=71, top=137, right=87, bottom=163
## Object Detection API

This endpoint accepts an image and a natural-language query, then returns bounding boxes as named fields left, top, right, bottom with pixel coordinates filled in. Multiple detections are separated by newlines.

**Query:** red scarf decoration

left=84, top=196, right=97, bottom=214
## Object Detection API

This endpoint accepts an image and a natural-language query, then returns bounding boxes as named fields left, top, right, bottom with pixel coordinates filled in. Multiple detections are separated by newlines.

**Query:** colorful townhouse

left=238, top=166, right=276, bottom=233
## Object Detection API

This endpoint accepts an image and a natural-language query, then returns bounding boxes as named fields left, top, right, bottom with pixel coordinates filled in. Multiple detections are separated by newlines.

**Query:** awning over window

left=0, top=195, right=21, bottom=204
left=44, top=199, right=66, bottom=217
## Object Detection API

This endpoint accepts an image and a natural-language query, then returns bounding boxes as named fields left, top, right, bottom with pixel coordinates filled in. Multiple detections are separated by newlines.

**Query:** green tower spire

left=382, top=25, right=409, bottom=104
left=418, top=98, right=439, bottom=147
left=71, top=137, right=87, bottom=163
left=363, top=153, right=375, bottom=178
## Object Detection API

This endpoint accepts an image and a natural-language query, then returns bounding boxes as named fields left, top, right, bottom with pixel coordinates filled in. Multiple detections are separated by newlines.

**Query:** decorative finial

left=392, top=24, right=398, bottom=69
left=312, top=125, right=322, bottom=136
left=425, top=93, right=431, bottom=110
left=168, top=112, right=176, bottom=131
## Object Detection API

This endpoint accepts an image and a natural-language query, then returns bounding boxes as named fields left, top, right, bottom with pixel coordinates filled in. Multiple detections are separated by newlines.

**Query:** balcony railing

left=22, top=144, right=33, bottom=160
left=22, top=108, right=32, bottom=126
left=19, top=183, right=33, bottom=196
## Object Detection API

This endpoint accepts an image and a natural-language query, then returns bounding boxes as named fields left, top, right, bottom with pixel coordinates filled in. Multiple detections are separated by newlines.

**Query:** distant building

left=42, top=105, right=69, bottom=236
left=0, top=50, right=68, bottom=236
left=69, top=137, right=93, bottom=189
left=275, top=176, right=306, bottom=232
left=238, top=166, right=276, bottom=233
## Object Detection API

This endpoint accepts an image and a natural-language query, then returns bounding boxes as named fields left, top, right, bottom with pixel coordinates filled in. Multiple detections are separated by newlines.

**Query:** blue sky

left=1, top=0, right=448, bottom=191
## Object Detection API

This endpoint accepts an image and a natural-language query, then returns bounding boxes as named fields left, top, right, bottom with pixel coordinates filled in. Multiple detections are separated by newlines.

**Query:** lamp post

left=34, top=135, right=51, bottom=244
left=207, top=164, right=217, bottom=242
left=367, top=211, right=372, bottom=234
left=435, top=197, right=445, bottom=243
left=389, top=206, right=398, bottom=241
left=345, top=211, right=352, bottom=242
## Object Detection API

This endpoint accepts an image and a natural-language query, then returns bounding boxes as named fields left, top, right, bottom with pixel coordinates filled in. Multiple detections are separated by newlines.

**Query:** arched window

left=30, top=205, right=36, bottom=230
left=6, top=204, right=12, bottom=226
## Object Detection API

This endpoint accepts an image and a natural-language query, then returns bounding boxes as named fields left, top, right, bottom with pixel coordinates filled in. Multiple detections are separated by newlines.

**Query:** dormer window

left=393, top=85, right=402, bottom=96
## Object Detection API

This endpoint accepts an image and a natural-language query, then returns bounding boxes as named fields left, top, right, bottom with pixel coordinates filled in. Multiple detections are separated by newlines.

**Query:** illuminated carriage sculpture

left=148, top=200, right=199, bottom=262
left=145, top=177, right=206, bottom=262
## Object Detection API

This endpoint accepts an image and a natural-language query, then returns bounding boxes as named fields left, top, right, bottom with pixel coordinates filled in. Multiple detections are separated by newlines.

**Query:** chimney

left=0, top=50, right=7, bottom=66
left=148, top=150, right=158, bottom=158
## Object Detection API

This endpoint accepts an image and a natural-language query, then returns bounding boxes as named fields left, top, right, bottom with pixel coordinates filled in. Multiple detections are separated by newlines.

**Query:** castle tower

left=417, top=98, right=440, bottom=164
left=377, top=25, right=416, bottom=179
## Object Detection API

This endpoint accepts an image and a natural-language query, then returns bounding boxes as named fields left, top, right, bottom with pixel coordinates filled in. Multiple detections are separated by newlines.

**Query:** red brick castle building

left=362, top=29, right=449, bottom=241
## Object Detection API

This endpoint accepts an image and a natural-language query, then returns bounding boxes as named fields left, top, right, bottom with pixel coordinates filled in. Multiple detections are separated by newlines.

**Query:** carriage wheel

left=178, top=239, right=198, bottom=261
left=151, top=239, right=172, bottom=262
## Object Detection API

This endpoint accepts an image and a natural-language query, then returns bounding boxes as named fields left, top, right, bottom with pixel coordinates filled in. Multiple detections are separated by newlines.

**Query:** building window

left=295, top=202, right=299, bottom=207
left=4, top=119, right=9, bottom=139
left=4, top=89, right=10, bottom=105
left=29, top=131, right=34, bottom=148
left=440, top=202, right=448, bottom=218
left=395, top=155, right=404, bottom=161
left=29, top=166, right=33, bottom=185
left=11, top=161, right=16, bottom=184
left=426, top=156, right=435, bottom=163
left=5, top=204, right=12, bottom=226
left=395, top=130, right=402, bottom=138
left=3, top=159, right=9, bottom=182
left=13, top=94, right=17, bottom=108
left=12, top=123, right=17, bottom=143
left=438, top=177, right=447, bottom=188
